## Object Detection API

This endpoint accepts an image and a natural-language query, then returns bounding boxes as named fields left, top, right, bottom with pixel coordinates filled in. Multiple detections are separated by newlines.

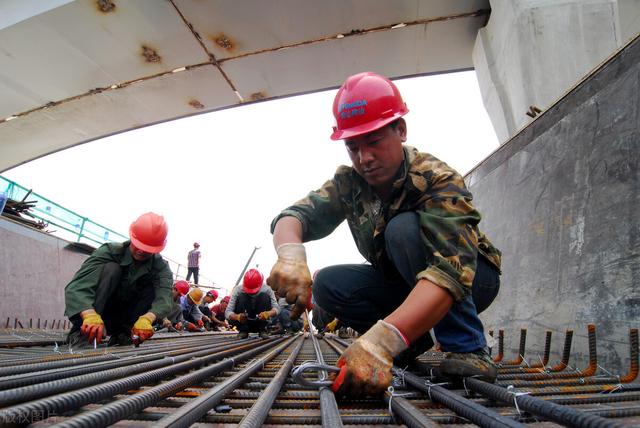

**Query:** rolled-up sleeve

left=413, top=167, right=482, bottom=302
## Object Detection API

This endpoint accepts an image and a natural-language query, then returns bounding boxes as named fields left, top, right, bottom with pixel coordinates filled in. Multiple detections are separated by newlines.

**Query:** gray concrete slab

left=468, top=34, right=640, bottom=372
left=0, top=217, right=88, bottom=329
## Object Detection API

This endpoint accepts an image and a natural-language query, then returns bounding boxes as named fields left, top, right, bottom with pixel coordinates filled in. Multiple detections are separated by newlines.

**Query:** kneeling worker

left=226, top=269, right=279, bottom=339
left=65, top=212, right=173, bottom=347
left=268, top=72, right=502, bottom=397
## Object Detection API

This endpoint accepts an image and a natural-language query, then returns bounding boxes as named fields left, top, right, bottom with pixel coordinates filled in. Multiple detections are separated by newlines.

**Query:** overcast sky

left=4, top=70, right=499, bottom=296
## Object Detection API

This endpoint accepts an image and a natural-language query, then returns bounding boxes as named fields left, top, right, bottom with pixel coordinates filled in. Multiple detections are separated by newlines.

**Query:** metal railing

left=0, top=175, right=224, bottom=291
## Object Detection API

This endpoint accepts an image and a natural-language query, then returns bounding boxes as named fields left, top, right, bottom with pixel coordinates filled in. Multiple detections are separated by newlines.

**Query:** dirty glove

left=325, top=318, right=339, bottom=333
left=174, top=322, right=183, bottom=331
left=132, top=315, right=154, bottom=343
left=332, top=320, right=408, bottom=397
left=80, top=309, right=105, bottom=344
left=258, top=311, right=272, bottom=321
left=235, top=313, right=248, bottom=324
left=186, top=322, right=198, bottom=332
left=267, top=243, right=312, bottom=320
left=197, top=319, right=204, bottom=328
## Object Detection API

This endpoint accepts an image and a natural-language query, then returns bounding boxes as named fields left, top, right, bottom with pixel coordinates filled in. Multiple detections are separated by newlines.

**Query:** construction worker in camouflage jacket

left=268, top=72, right=502, bottom=398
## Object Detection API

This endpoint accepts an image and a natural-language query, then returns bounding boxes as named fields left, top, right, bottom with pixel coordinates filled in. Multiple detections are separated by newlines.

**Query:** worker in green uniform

left=65, top=212, right=173, bottom=347
left=268, top=72, right=502, bottom=397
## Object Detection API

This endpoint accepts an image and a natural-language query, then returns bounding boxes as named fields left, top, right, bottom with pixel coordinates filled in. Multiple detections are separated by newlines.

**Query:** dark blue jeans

left=313, top=212, right=500, bottom=353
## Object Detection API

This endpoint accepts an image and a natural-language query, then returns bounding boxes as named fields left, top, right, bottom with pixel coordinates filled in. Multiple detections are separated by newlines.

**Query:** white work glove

left=267, top=243, right=312, bottom=320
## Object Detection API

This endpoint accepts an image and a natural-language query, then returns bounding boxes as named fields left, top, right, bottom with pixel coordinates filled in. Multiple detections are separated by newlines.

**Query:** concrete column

left=473, top=0, right=640, bottom=143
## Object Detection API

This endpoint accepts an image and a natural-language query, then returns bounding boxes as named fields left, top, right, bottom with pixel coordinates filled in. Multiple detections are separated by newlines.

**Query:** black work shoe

left=107, top=332, right=132, bottom=347
left=259, top=331, right=269, bottom=339
left=439, top=349, right=497, bottom=383
left=238, top=331, right=249, bottom=339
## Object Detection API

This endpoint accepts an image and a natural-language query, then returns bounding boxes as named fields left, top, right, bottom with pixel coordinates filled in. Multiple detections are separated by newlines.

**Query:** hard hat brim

left=330, top=110, right=407, bottom=141
left=130, top=226, right=166, bottom=253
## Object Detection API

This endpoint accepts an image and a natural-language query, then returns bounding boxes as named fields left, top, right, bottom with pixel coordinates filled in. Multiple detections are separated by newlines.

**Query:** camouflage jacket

left=270, top=146, right=501, bottom=301
left=64, top=241, right=174, bottom=319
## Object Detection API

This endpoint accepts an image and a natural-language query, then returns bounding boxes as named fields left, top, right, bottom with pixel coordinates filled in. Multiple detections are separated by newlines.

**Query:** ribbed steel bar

left=0, top=334, right=236, bottom=375
left=464, top=377, right=625, bottom=427
left=500, top=329, right=527, bottom=366
left=49, top=337, right=287, bottom=428
left=397, top=368, right=526, bottom=427
left=500, top=331, right=552, bottom=373
left=498, top=326, right=595, bottom=381
left=151, top=335, right=298, bottom=428
left=0, top=337, right=242, bottom=390
left=493, top=330, right=505, bottom=362
left=0, top=338, right=258, bottom=406
left=0, top=338, right=272, bottom=424
left=238, top=336, right=305, bottom=427
left=383, top=390, right=440, bottom=427
left=310, top=328, right=344, bottom=428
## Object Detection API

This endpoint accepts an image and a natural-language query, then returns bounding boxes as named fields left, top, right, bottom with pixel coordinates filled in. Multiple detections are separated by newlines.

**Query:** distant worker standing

left=268, top=72, right=502, bottom=397
left=186, top=242, right=201, bottom=284
left=65, top=212, right=173, bottom=347
left=226, top=269, right=279, bottom=339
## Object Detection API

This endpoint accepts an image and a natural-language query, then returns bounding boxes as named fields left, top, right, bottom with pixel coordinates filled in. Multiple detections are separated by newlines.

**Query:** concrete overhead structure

left=0, top=0, right=490, bottom=172
left=473, top=0, right=640, bottom=143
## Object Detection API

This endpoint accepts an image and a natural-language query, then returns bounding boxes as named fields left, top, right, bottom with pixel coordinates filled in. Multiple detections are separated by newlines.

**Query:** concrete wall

left=0, top=216, right=88, bottom=328
left=468, top=34, right=640, bottom=372
left=474, top=0, right=640, bottom=143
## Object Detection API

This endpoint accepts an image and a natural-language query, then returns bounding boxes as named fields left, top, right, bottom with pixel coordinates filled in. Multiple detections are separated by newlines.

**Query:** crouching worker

left=268, top=72, right=502, bottom=398
left=179, top=287, right=208, bottom=331
left=226, top=269, right=279, bottom=339
left=159, top=280, right=190, bottom=331
left=65, top=212, right=173, bottom=347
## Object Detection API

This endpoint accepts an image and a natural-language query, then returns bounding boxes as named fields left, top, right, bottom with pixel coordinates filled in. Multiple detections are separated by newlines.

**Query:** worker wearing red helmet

left=268, top=72, right=502, bottom=397
left=65, top=212, right=173, bottom=347
left=199, top=289, right=227, bottom=330
left=211, top=295, right=231, bottom=328
left=226, top=269, right=278, bottom=339
left=160, top=280, right=191, bottom=331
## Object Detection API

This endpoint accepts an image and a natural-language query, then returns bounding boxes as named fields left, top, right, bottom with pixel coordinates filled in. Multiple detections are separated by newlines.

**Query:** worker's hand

left=236, top=313, right=248, bottom=324
left=80, top=309, right=105, bottom=344
left=197, top=319, right=204, bottom=328
left=325, top=318, right=339, bottom=333
left=258, top=311, right=272, bottom=321
left=174, top=322, right=183, bottom=331
left=131, top=315, right=154, bottom=343
left=202, top=315, right=211, bottom=324
left=332, top=320, right=408, bottom=397
left=162, top=318, right=172, bottom=329
left=186, top=322, right=198, bottom=332
left=267, top=243, right=312, bottom=320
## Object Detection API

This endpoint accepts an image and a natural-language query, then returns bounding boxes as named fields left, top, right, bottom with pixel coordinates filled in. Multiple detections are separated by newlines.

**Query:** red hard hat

left=222, top=295, right=230, bottom=304
left=129, top=212, right=168, bottom=253
left=206, top=290, right=219, bottom=300
left=174, top=280, right=189, bottom=295
left=242, top=268, right=264, bottom=295
left=330, top=72, right=409, bottom=141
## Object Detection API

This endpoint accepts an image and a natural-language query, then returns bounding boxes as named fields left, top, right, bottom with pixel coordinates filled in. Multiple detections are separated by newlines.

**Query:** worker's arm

left=272, top=216, right=304, bottom=247
left=332, top=279, right=453, bottom=397
left=385, top=279, right=453, bottom=343
left=64, top=243, right=118, bottom=317
left=268, top=217, right=313, bottom=319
